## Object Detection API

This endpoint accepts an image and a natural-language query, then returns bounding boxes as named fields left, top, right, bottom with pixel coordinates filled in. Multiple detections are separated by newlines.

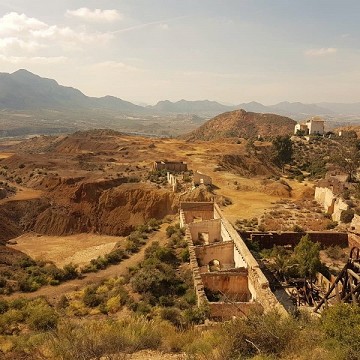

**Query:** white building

left=294, top=117, right=325, bottom=135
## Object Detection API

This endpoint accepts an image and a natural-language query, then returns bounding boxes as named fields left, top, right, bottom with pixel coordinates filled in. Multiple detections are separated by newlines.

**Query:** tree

left=272, top=135, right=293, bottom=171
left=333, top=138, right=360, bottom=182
left=293, top=234, right=321, bottom=278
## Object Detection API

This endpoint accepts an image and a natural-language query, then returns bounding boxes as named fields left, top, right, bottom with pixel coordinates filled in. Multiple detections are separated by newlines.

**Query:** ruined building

left=180, top=202, right=285, bottom=319
left=152, top=161, right=187, bottom=172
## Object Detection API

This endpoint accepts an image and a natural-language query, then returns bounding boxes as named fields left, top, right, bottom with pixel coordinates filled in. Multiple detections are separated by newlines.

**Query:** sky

left=0, top=0, right=359, bottom=105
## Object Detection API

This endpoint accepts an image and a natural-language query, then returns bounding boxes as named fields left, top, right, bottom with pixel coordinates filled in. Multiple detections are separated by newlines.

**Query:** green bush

left=340, top=209, right=354, bottom=224
left=26, top=300, right=58, bottom=331
left=322, top=304, right=360, bottom=359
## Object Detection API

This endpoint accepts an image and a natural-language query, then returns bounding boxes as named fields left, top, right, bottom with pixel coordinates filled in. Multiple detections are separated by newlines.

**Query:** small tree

left=293, top=234, right=321, bottom=278
left=333, top=138, right=360, bottom=182
left=272, top=135, right=293, bottom=172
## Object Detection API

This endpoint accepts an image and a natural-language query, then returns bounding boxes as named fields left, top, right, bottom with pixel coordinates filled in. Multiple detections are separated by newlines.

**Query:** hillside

left=0, top=69, right=143, bottom=113
left=182, top=109, right=296, bottom=141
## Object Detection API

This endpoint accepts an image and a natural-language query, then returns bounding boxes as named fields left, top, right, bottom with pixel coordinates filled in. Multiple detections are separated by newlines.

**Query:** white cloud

left=305, top=47, right=338, bottom=57
left=66, top=8, right=122, bottom=22
left=0, top=54, right=67, bottom=64
left=0, top=37, right=42, bottom=52
left=0, top=12, right=47, bottom=36
left=0, top=12, right=114, bottom=54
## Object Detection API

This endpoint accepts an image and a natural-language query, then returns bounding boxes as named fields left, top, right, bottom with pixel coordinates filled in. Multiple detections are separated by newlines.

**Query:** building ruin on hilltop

left=294, top=118, right=325, bottom=136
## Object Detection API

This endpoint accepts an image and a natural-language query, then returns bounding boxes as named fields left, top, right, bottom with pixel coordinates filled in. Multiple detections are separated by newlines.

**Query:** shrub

left=340, top=209, right=354, bottom=224
left=326, top=220, right=338, bottom=230
left=322, top=303, right=360, bottom=359
left=62, top=263, right=79, bottom=280
left=292, top=224, right=304, bottom=232
left=83, top=287, right=103, bottom=308
left=26, top=301, right=58, bottom=331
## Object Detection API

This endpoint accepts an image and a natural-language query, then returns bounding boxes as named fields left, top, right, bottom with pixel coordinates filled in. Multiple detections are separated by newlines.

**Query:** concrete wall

left=315, top=187, right=336, bottom=214
left=195, top=241, right=235, bottom=268
left=167, top=172, right=178, bottom=192
left=247, top=231, right=349, bottom=249
left=180, top=202, right=215, bottom=224
left=308, top=120, right=324, bottom=135
left=189, top=219, right=222, bottom=244
left=315, top=186, right=349, bottom=221
left=202, top=271, right=250, bottom=301
left=181, top=201, right=287, bottom=318
left=214, top=203, right=287, bottom=315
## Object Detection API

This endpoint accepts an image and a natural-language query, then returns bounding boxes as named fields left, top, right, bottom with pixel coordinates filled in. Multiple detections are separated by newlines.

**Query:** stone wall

left=189, top=219, right=222, bottom=244
left=195, top=241, right=235, bottom=268
left=180, top=202, right=214, bottom=224
left=153, top=161, right=187, bottom=172
left=214, top=203, right=287, bottom=315
left=201, top=271, right=250, bottom=301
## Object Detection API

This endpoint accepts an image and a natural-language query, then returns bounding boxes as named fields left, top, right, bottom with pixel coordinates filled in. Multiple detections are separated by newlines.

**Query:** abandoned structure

left=180, top=202, right=285, bottom=319
left=294, top=118, right=325, bottom=135
left=152, top=161, right=187, bottom=172
left=193, top=171, right=212, bottom=186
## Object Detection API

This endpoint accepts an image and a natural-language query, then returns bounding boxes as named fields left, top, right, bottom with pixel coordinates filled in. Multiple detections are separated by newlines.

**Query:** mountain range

left=1, top=69, right=360, bottom=120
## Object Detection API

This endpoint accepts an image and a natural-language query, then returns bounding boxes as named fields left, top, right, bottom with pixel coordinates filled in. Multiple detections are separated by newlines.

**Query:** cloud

left=0, top=54, right=67, bottom=64
left=0, top=12, right=47, bottom=36
left=305, top=47, right=338, bottom=57
left=0, top=12, right=114, bottom=54
left=158, top=24, right=169, bottom=30
left=66, top=8, right=122, bottom=22
left=90, top=61, right=141, bottom=72
left=0, top=37, right=42, bottom=52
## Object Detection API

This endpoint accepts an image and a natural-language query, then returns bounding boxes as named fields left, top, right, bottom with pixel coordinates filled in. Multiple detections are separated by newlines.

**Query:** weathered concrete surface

left=195, top=241, right=234, bottom=268
left=315, top=186, right=349, bottom=222
left=189, top=219, right=221, bottom=245
left=181, top=202, right=287, bottom=318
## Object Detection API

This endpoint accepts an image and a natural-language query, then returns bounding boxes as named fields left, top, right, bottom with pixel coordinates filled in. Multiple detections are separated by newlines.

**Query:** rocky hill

left=182, top=109, right=296, bottom=141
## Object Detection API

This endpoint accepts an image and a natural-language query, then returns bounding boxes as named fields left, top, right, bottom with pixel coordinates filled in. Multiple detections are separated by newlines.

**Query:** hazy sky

left=0, top=0, right=359, bottom=105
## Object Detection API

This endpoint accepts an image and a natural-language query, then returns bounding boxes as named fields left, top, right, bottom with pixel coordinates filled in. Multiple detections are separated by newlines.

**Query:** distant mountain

left=316, top=102, right=360, bottom=115
left=0, top=69, right=143, bottom=113
left=269, top=101, right=334, bottom=117
left=1, top=69, right=360, bottom=121
left=151, top=99, right=232, bottom=116
left=182, top=109, right=297, bottom=141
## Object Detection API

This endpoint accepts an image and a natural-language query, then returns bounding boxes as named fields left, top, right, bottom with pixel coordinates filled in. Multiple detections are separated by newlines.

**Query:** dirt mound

left=181, top=184, right=214, bottom=202
left=33, top=182, right=176, bottom=236
left=12, top=129, right=126, bottom=154
left=182, top=109, right=296, bottom=141
left=260, top=179, right=292, bottom=197
left=218, top=153, right=278, bottom=177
